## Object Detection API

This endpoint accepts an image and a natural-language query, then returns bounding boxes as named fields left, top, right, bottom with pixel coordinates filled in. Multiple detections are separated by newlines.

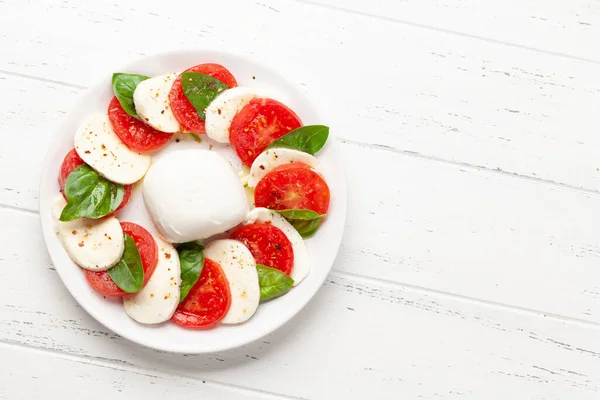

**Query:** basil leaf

left=59, top=165, right=124, bottom=221
left=256, top=264, right=294, bottom=301
left=181, top=72, right=228, bottom=121
left=188, top=132, right=202, bottom=143
left=267, top=125, right=329, bottom=155
left=112, top=73, right=149, bottom=119
left=274, top=209, right=326, bottom=239
left=290, top=218, right=323, bottom=239
left=107, top=234, right=144, bottom=293
left=176, top=241, right=205, bottom=302
left=276, top=209, right=321, bottom=220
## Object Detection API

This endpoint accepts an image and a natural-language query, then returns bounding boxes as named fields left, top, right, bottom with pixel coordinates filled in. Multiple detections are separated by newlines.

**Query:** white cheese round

left=123, top=237, right=181, bottom=324
left=133, top=72, right=181, bottom=133
left=52, top=195, right=124, bottom=271
left=74, top=113, right=151, bottom=185
left=205, top=87, right=270, bottom=143
left=204, top=239, right=259, bottom=324
left=143, top=149, right=249, bottom=243
left=248, top=148, right=318, bottom=188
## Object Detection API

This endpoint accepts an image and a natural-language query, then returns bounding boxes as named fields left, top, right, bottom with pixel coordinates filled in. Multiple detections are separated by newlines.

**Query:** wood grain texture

left=0, top=208, right=599, bottom=399
left=1, top=0, right=600, bottom=190
left=2, top=73, right=600, bottom=323
left=0, top=343, right=288, bottom=400
left=298, top=0, right=600, bottom=61
left=2, top=0, right=600, bottom=397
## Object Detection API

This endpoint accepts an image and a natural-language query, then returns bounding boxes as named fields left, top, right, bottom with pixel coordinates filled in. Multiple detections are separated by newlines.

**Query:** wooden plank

left=2, top=71, right=600, bottom=321
left=303, top=0, right=600, bottom=61
left=0, top=75, right=78, bottom=212
left=0, top=208, right=599, bottom=398
left=1, top=0, right=600, bottom=189
left=0, top=343, right=287, bottom=400
left=339, top=143, right=600, bottom=324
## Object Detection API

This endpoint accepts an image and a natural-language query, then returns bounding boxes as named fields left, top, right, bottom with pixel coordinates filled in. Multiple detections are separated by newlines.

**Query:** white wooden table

left=1, top=0, right=600, bottom=398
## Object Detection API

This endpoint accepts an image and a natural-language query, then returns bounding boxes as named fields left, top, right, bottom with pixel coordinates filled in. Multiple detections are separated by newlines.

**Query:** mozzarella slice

left=74, top=113, right=151, bottom=185
left=244, top=208, right=309, bottom=286
left=133, top=72, right=181, bottom=133
left=205, top=87, right=269, bottom=143
left=204, top=239, right=259, bottom=324
left=248, top=148, right=318, bottom=188
left=123, top=237, right=181, bottom=324
left=52, top=195, right=124, bottom=271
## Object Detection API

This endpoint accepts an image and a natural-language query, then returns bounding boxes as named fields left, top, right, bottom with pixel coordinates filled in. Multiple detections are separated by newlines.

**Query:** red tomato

left=171, top=258, right=231, bottom=328
left=107, top=97, right=173, bottom=152
left=169, top=64, right=237, bottom=134
left=58, top=148, right=84, bottom=192
left=254, top=162, right=330, bottom=215
left=229, top=223, right=294, bottom=275
left=230, top=98, right=302, bottom=166
left=58, top=148, right=132, bottom=213
left=84, top=222, right=158, bottom=296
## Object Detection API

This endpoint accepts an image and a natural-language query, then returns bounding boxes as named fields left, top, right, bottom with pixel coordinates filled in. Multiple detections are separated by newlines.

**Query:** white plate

left=39, top=50, right=347, bottom=354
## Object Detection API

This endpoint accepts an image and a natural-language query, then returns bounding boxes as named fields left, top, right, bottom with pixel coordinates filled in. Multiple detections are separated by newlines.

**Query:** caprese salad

left=52, top=62, right=331, bottom=329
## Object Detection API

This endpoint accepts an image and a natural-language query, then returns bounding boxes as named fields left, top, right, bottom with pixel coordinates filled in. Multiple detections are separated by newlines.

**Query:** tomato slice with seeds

left=169, top=63, right=237, bottom=134
left=171, top=258, right=231, bottom=328
left=229, top=98, right=302, bottom=167
left=254, top=162, right=330, bottom=215
left=107, top=97, right=173, bottom=152
left=58, top=148, right=132, bottom=213
left=229, top=223, right=294, bottom=275
left=84, top=222, right=158, bottom=296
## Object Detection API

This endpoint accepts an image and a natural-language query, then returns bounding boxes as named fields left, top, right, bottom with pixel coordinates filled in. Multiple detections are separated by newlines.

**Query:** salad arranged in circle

left=52, top=63, right=331, bottom=329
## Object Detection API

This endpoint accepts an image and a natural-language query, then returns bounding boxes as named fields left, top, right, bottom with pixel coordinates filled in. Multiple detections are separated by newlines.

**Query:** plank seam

left=0, top=203, right=40, bottom=216
left=285, top=0, right=600, bottom=65
left=3, top=194, right=599, bottom=330
left=1, top=72, right=599, bottom=197
left=0, top=338, right=301, bottom=400
left=339, top=138, right=600, bottom=197
left=331, top=270, right=600, bottom=330
left=0, top=69, right=87, bottom=90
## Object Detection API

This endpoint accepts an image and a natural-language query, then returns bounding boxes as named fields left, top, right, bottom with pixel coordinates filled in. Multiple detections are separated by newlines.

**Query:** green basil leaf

left=290, top=218, right=323, bottom=239
left=176, top=241, right=205, bottom=302
left=112, top=73, right=149, bottom=119
left=188, top=132, right=202, bottom=143
left=107, top=234, right=144, bottom=293
left=181, top=72, right=228, bottom=121
left=273, top=209, right=326, bottom=239
left=267, top=125, right=329, bottom=155
left=256, top=264, right=294, bottom=301
left=276, top=209, right=321, bottom=220
left=59, top=165, right=124, bottom=222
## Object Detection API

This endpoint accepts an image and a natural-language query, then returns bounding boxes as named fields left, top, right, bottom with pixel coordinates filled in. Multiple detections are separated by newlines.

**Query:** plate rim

left=39, top=49, right=347, bottom=354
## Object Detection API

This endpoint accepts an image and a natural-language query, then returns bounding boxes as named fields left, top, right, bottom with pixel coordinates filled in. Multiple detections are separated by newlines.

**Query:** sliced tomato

left=58, top=148, right=84, bottom=192
left=169, top=63, right=237, bottom=134
left=230, top=98, right=302, bottom=166
left=171, top=258, right=231, bottom=328
left=229, top=223, right=294, bottom=275
left=254, top=162, right=330, bottom=215
left=107, top=97, right=173, bottom=152
left=85, top=222, right=158, bottom=296
left=58, top=148, right=132, bottom=212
